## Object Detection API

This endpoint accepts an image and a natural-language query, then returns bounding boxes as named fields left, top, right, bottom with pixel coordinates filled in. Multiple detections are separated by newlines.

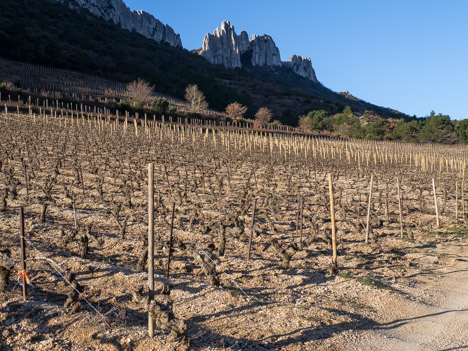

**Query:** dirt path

left=348, top=248, right=468, bottom=351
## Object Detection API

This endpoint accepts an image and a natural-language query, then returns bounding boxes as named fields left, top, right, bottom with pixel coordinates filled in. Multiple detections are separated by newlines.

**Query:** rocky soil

left=0, top=112, right=467, bottom=350
left=1, top=198, right=466, bottom=350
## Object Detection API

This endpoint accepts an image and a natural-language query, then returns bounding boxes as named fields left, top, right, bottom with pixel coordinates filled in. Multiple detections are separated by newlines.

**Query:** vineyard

left=0, top=106, right=467, bottom=350
left=0, top=58, right=228, bottom=120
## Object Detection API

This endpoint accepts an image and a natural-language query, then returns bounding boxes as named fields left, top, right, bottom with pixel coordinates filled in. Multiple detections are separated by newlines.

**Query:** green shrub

left=152, top=97, right=169, bottom=115
left=119, top=100, right=131, bottom=112
left=134, top=102, right=144, bottom=111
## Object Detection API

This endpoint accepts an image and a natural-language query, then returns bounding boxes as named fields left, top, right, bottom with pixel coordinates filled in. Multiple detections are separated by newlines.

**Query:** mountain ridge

left=199, top=21, right=318, bottom=82
left=52, top=0, right=182, bottom=47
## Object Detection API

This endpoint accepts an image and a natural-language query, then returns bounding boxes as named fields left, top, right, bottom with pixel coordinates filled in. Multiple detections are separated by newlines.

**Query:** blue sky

left=125, top=0, right=468, bottom=119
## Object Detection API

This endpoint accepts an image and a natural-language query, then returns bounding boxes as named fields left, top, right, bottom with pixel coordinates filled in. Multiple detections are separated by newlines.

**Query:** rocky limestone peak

left=199, top=21, right=317, bottom=81
left=282, top=55, right=317, bottom=82
left=201, top=21, right=243, bottom=69
left=249, top=34, right=281, bottom=67
left=200, top=22, right=282, bottom=69
left=53, top=0, right=182, bottom=48
left=238, top=31, right=250, bottom=54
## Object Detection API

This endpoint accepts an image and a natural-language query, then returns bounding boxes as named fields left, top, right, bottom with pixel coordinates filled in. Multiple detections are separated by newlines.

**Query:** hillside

left=0, top=0, right=408, bottom=124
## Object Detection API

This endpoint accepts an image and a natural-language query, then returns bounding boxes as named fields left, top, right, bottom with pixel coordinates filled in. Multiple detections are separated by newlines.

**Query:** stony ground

left=1, top=113, right=467, bottom=350
left=1, top=204, right=466, bottom=350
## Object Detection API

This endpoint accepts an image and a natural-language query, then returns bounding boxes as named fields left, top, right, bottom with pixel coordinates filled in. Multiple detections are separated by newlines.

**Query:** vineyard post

left=342, top=191, right=347, bottom=222
left=147, top=163, right=154, bottom=338
left=295, top=194, right=300, bottom=242
left=385, top=182, right=389, bottom=222
left=79, top=164, right=85, bottom=200
left=166, top=203, right=175, bottom=279
left=397, top=177, right=404, bottom=238
left=299, top=197, right=304, bottom=250
left=19, top=207, right=27, bottom=301
left=463, top=167, right=466, bottom=221
left=356, top=192, right=361, bottom=230
left=247, top=199, right=257, bottom=261
left=455, top=181, right=458, bottom=224
left=365, top=174, right=374, bottom=244
left=432, top=178, right=440, bottom=228
left=73, top=203, right=78, bottom=229
left=23, top=164, right=29, bottom=203
left=328, top=174, right=338, bottom=274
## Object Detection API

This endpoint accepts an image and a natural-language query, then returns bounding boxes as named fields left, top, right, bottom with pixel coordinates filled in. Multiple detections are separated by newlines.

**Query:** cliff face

left=201, top=21, right=243, bottom=68
left=249, top=34, right=281, bottom=67
left=200, top=21, right=281, bottom=69
left=200, top=21, right=317, bottom=81
left=283, top=55, right=317, bottom=82
left=55, top=0, right=182, bottom=48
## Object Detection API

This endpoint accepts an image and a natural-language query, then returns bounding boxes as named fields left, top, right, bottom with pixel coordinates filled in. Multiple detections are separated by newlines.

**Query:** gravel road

left=351, top=257, right=468, bottom=350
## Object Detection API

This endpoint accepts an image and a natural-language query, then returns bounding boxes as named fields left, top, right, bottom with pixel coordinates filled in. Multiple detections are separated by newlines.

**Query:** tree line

left=4, top=77, right=466, bottom=143
left=299, top=107, right=468, bottom=144
left=122, top=79, right=273, bottom=128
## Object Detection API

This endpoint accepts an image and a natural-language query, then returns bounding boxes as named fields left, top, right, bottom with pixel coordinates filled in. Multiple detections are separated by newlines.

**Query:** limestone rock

left=54, top=0, right=182, bottom=48
left=283, top=55, right=317, bottom=82
left=199, top=21, right=317, bottom=81
left=249, top=34, right=281, bottom=67
left=238, top=31, right=250, bottom=54
left=201, top=21, right=243, bottom=69
left=200, top=21, right=281, bottom=69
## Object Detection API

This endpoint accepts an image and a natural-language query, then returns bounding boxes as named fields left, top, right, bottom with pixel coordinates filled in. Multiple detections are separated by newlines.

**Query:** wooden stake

left=295, top=194, right=300, bottom=241
left=19, top=207, right=27, bottom=302
left=328, top=174, right=338, bottom=273
left=79, top=164, right=86, bottom=200
left=432, top=178, right=440, bottom=228
left=247, top=199, right=257, bottom=261
left=397, top=178, right=404, bottom=239
left=147, top=163, right=154, bottom=338
left=463, top=173, right=465, bottom=222
left=299, top=197, right=304, bottom=250
left=23, top=165, right=29, bottom=203
left=456, top=181, right=459, bottom=224
left=166, top=203, right=175, bottom=278
left=385, top=182, right=389, bottom=222
left=365, top=174, right=374, bottom=244
left=73, top=203, right=78, bottom=229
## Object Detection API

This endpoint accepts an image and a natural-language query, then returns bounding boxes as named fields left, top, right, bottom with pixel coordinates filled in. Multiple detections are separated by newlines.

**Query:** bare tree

left=225, top=102, right=247, bottom=121
left=185, top=84, right=208, bottom=112
left=254, top=107, right=273, bottom=129
left=126, top=79, right=154, bottom=105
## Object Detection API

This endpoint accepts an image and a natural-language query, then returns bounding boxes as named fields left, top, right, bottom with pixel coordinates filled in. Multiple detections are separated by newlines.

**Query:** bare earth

left=1, top=113, right=468, bottom=350
left=332, top=243, right=468, bottom=351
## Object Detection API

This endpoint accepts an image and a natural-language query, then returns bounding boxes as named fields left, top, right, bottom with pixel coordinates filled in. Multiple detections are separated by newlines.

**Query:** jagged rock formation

left=53, top=0, right=182, bottom=48
left=283, top=55, right=317, bottom=82
left=200, top=21, right=281, bottom=69
left=201, top=21, right=244, bottom=69
left=200, top=21, right=317, bottom=81
left=249, top=34, right=281, bottom=67
left=237, top=31, right=250, bottom=54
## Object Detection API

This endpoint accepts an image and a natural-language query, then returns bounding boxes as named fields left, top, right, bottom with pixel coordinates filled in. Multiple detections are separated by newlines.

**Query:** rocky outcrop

left=200, top=21, right=281, bottom=69
left=283, top=55, right=317, bottom=82
left=200, top=21, right=317, bottom=81
left=237, top=31, right=250, bottom=54
left=201, top=21, right=243, bottom=69
left=249, top=35, right=281, bottom=67
left=54, top=0, right=182, bottom=48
